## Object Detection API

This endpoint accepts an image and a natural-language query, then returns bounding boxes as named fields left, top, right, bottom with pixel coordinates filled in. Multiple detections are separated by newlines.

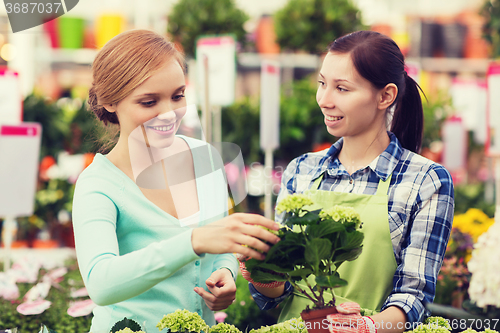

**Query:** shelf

left=36, top=49, right=492, bottom=74
left=237, top=52, right=321, bottom=69
left=407, top=57, right=491, bottom=74
left=39, top=48, right=98, bottom=66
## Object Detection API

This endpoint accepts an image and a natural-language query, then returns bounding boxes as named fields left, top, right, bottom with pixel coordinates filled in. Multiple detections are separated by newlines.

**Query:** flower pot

left=301, top=306, right=338, bottom=333
left=58, top=16, right=85, bottom=49
left=420, top=21, right=441, bottom=57
left=442, top=23, right=467, bottom=58
left=33, top=239, right=59, bottom=248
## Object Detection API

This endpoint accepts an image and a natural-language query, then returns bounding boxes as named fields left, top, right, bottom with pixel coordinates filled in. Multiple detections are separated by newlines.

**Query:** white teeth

left=326, top=115, right=343, bottom=121
left=149, top=124, right=174, bottom=131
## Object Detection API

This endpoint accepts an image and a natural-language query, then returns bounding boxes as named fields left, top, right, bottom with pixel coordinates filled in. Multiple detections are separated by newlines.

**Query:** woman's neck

left=338, top=129, right=390, bottom=175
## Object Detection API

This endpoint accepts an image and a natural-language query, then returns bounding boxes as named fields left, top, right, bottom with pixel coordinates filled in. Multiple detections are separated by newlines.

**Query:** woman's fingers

left=191, top=213, right=281, bottom=256
left=235, top=213, right=280, bottom=230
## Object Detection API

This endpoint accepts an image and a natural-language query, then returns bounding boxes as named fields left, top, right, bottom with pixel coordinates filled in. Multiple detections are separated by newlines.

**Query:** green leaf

left=250, top=270, right=288, bottom=283
left=315, top=274, right=348, bottom=289
left=333, top=247, right=363, bottom=264
left=338, top=231, right=364, bottom=251
left=305, top=238, right=332, bottom=271
left=111, top=318, right=142, bottom=333
left=307, top=221, right=345, bottom=238
left=286, top=212, right=320, bottom=226
left=287, top=268, right=313, bottom=277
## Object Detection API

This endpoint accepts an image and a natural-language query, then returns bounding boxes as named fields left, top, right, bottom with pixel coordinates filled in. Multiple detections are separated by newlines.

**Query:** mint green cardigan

left=72, top=136, right=237, bottom=333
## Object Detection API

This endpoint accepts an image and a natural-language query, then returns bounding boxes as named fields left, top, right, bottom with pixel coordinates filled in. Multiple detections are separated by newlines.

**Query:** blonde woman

left=72, top=29, right=279, bottom=332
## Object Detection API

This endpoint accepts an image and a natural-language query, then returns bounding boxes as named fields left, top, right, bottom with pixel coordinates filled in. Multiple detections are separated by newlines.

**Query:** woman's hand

left=191, top=213, right=280, bottom=260
left=327, top=302, right=376, bottom=333
left=194, top=268, right=236, bottom=311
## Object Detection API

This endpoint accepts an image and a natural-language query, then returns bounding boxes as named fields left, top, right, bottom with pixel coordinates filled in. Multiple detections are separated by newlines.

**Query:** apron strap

left=375, top=174, right=392, bottom=196
left=311, top=172, right=392, bottom=195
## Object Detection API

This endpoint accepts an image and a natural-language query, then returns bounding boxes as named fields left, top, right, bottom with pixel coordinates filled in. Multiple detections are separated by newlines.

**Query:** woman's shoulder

left=75, top=153, right=125, bottom=191
left=398, top=148, right=453, bottom=182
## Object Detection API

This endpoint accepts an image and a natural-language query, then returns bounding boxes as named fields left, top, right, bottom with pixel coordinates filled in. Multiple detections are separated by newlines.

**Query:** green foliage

left=208, top=323, right=241, bottom=333
left=273, top=0, right=364, bottom=54
left=481, top=0, right=500, bottom=58
left=167, top=0, right=249, bottom=57
left=277, top=78, right=333, bottom=161
left=0, top=260, right=91, bottom=332
left=246, top=194, right=364, bottom=309
left=454, top=183, right=495, bottom=218
left=156, top=309, right=209, bottom=333
left=221, top=97, right=261, bottom=163
left=23, top=94, right=102, bottom=157
left=111, top=318, right=143, bottom=333
left=421, top=95, right=450, bottom=150
left=22, top=94, right=69, bottom=158
left=66, top=98, right=102, bottom=154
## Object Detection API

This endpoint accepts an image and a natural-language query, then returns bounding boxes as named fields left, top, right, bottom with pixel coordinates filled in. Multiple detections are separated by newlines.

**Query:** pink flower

left=214, top=311, right=228, bottom=323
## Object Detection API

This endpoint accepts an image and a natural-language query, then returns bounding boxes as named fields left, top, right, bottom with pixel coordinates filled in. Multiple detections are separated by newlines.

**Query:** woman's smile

left=324, top=114, right=344, bottom=127
left=147, top=123, right=176, bottom=135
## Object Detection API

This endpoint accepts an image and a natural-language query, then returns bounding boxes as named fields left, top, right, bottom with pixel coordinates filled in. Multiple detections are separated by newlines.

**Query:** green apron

left=278, top=172, right=397, bottom=321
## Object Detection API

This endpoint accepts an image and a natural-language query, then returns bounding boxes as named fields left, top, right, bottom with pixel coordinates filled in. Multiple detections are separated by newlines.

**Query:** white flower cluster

left=468, top=219, right=500, bottom=308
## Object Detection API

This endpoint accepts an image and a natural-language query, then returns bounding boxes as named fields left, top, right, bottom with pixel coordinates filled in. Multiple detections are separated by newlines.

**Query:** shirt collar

left=310, top=132, right=403, bottom=182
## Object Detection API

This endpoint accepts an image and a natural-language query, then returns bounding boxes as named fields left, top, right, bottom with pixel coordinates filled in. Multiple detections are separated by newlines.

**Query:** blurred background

left=1, top=0, right=500, bottom=331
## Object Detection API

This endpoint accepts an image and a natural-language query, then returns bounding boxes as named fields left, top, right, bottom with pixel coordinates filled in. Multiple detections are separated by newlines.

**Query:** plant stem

left=288, top=280, right=319, bottom=305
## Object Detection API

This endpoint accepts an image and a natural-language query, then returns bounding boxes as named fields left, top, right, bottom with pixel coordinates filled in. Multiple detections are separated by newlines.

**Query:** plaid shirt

left=250, top=132, right=454, bottom=324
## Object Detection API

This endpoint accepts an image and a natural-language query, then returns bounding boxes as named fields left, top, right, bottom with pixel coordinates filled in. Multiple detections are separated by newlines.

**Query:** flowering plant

left=245, top=194, right=364, bottom=309
left=467, top=220, right=500, bottom=317
left=452, top=209, right=494, bottom=244
left=157, top=309, right=209, bottom=333
left=434, top=257, right=470, bottom=306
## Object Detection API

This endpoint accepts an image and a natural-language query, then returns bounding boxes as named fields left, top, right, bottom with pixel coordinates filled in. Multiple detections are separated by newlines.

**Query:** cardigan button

left=195, top=261, right=200, bottom=266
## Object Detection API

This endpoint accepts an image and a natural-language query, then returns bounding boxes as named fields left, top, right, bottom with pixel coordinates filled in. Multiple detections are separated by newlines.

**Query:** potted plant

left=167, top=0, right=249, bottom=58
left=156, top=309, right=243, bottom=333
left=157, top=309, right=210, bottom=333
left=273, top=0, right=364, bottom=54
left=245, top=194, right=364, bottom=332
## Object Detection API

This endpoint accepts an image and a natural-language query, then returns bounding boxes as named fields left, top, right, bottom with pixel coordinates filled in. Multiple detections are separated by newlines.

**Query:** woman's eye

left=318, top=80, right=325, bottom=86
left=337, top=87, right=348, bottom=92
left=173, top=94, right=185, bottom=101
left=140, top=100, right=156, bottom=107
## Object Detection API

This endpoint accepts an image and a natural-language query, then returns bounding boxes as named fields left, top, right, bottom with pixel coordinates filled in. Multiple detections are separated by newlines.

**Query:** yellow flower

left=452, top=208, right=494, bottom=242
left=275, top=194, right=313, bottom=215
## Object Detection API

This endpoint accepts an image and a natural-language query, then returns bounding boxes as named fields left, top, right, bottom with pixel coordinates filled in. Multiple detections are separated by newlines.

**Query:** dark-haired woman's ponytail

left=390, top=73, right=423, bottom=153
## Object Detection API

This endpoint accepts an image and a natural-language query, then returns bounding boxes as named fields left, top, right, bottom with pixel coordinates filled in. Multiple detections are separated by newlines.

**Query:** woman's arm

left=382, top=164, right=454, bottom=325
left=73, top=179, right=202, bottom=306
left=371, top=306, right=407, bottom=333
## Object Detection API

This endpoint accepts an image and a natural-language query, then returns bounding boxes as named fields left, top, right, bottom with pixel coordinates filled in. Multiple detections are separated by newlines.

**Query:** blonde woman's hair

left=88, top=29, right=185, bottom=125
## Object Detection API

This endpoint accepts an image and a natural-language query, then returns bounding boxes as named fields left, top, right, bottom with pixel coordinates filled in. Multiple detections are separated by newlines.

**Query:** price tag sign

left=0, top=123, right=41, bottom=217
left=196, top=35, right=236, bottom=107
left=487, top=62, right=500, bottom=155
left=442, top=116, right=467, bottom=184
left=260, top=60, right=280, bottom=151
left=0, top=68, right=22, bottom=124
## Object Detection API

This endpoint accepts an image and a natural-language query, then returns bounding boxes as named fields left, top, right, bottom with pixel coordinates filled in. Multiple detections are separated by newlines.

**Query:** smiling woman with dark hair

left=241, top=31, right=454, bottom=333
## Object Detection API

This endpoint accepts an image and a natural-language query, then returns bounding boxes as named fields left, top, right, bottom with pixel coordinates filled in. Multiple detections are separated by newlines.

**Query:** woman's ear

left=378, top=83, right=398, bottom=110
left=103, top=103, right=116, bottom=113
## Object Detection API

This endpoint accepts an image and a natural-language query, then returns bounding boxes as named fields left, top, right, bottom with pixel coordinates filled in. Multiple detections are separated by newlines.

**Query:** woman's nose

left=317, top=88, right=334, bottom=109
left=157, top=109, right=177, bottom=121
